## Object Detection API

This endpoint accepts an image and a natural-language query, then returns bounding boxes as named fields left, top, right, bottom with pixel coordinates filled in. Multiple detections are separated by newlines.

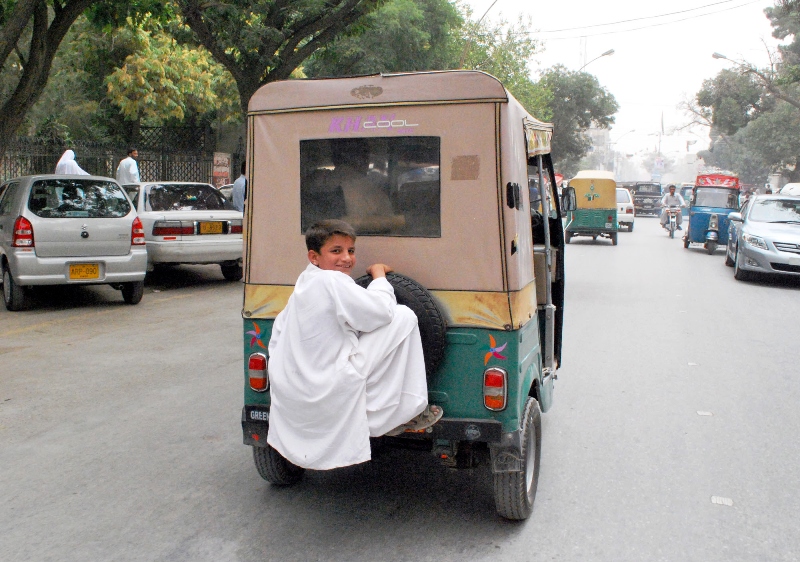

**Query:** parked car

left=616, top=187, right=635, bottom=231
left=0, top=175, right=147, bottom=311
left=726, top=194, right=800, bottom=281
left=122, top=181, right=243, bottom=280
left=217, top=183, right=234, bottom=201
left=779, top=183, right=800, bottom=196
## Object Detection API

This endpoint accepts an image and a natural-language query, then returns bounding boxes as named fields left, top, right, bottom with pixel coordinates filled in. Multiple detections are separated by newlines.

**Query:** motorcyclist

left=660, top=184, right=685, bottom=230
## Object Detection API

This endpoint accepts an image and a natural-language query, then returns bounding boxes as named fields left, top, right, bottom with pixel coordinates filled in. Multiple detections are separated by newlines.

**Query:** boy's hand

left=366, top=263, right=393, bottom=278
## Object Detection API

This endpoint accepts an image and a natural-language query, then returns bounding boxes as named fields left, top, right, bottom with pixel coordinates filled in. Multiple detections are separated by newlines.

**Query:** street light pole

left=579, top=49, right=615, bottom=71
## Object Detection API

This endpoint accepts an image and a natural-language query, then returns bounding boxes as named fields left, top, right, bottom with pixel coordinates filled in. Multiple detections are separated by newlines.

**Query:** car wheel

left=493, top=397, right=541, bottom=520
left=628, top=223, right=634, bottom=232
left=221, top=262, right=243, bottom=281
left=610, top=232, right=618, bottom=246
left=253, top=444, right=304, bottom=485
left=706, top=241, right=717, bottom=255
left=2, top=266, right=28, bottom=311
left=733, top=247, right=752, bottom=281
left=725, top=243, right=735, bottom=267
left=121, top=281, right=144, bottom=304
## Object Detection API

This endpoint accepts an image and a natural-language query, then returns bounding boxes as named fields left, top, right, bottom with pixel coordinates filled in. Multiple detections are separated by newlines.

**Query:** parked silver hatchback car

left=0, top=175, right=148, bottom=310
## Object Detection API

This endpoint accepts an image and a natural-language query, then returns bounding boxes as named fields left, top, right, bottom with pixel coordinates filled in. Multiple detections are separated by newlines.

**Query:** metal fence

left=1, top=129, right=216, bottom=184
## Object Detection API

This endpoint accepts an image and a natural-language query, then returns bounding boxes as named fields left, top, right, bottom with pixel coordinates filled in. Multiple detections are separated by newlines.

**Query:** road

left=1, top=218, right=799, bottom=562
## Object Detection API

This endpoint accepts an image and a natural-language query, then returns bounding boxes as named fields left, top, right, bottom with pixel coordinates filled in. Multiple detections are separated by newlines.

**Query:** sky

left=462, top=0, right=782, bottom=164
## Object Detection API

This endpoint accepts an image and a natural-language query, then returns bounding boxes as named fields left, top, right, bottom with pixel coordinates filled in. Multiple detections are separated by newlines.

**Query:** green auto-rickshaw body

left=564, top=170, right=619, bottom=245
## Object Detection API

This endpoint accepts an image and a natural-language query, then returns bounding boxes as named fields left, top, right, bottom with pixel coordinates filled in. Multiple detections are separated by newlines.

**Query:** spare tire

left=355, top=272, right=447, bottom=378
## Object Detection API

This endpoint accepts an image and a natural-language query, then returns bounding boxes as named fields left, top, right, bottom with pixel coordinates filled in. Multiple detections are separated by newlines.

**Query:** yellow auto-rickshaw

left=564, top=170, right=618, bottom=245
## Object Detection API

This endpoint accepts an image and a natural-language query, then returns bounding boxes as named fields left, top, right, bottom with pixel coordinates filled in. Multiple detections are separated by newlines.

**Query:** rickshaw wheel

left=683, top=237, right=690, bottom=249
left=610, top=232, right=618, bottom=246
left=355, top=272, right=447, bottom=377
left=253, top=444, right=305, bottom=485
left=564, top=231, right=572, bottom=244
left=706, top=241, right=717, bottom=255
left=493, top=397, right=541, bottom=520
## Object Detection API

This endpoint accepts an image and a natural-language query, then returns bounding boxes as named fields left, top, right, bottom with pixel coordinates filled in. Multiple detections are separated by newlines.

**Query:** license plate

left=69, top=263, right=99, bottom=279
left=199, top=221, right=224, bottom=234
left=605, top=222, right=613, bottom=228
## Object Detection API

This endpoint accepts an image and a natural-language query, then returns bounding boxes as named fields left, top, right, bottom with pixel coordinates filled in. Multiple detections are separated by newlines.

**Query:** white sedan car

left=123, top=182, right=243, bottom=280
left=616, top=187, right=635, bottom=232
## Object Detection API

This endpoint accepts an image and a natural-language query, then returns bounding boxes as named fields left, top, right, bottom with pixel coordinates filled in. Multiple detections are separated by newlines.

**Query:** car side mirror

left=728, top=212, right=743, bottom=222
left=561, top=186, right=577, bottom=212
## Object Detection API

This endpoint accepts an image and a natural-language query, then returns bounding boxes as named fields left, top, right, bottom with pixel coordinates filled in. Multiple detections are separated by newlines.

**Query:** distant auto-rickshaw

left=683, top=172, right=740, bottom=254
left=564, top=170, right=618, bottom=245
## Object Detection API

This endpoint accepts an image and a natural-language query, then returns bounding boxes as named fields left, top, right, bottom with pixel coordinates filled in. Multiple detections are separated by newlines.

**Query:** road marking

left=688, top=362, right=699, bottom=366
left=697, top=411, right=713, bottom=416
left=711, top=496, right=734, bottom=506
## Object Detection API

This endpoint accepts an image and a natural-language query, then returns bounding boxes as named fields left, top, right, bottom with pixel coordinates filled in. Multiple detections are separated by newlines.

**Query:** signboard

left=212, top=152, right=231, bottom=188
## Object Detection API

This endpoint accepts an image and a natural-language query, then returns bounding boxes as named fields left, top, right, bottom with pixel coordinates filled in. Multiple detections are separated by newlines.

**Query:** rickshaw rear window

left=28, top=179, right=131, bottom=218
left=693, top=187, right=738, bottom=209
left=300, top=137, right=441, bottom=237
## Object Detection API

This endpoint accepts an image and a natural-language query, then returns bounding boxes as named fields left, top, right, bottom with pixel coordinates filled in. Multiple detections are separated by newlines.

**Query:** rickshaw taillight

left=248, top=353, right=269, bottom=392
left=484, top=367, right=507, bottom=411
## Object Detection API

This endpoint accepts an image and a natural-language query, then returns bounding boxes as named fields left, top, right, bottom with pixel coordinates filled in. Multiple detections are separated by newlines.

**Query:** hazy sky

left=462, top=0, right=781, bottom=158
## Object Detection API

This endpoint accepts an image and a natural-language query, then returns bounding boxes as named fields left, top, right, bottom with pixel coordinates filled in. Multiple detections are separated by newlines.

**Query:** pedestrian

left=116, top=148, right=140, bottom=185
left=231, top=160, right=246, bottom=212
left=54, top=149, right=89, bottom=175
left=266, top=219, right=442, bottom=470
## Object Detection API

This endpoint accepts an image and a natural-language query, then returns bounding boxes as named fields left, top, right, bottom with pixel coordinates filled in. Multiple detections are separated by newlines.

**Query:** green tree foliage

left=537, top=65, right=619, bottom=177
left=695, top=69, right=772, bottom=136
left=176, top=0, right=385, bottom=114
left=304, top=0, right=462, bottom=77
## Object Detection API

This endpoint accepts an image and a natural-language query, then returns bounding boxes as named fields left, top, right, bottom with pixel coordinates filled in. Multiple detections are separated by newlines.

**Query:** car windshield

left=636, top=184, right=660, bottom=194
left=300, top=136, right=441, bottom=237
left=616, top=189, right=630, bottom=203
left=28, top=179, right=131, bottom=218
left=748, top=198, right=800, bottom=222
left=145, top=183, right=234, bottom=211
left=693, top=187, right=738, bottom=209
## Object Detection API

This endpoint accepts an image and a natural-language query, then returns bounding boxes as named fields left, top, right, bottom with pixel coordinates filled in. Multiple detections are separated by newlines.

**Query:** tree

left=177, top=0, right=385, bottom=115
left=537, top=65, right=619, bottom=177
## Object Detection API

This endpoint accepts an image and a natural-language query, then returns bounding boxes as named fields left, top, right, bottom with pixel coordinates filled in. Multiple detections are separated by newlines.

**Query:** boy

left=267, top=220, right=442, bottom=470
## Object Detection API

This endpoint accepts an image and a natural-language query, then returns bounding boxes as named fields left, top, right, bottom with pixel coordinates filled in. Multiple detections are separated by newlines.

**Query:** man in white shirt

left=231, top=161, right=246, bottom=212
left=116, top=148, right=140, bottom=185
left=660, top=184, right=686, bottom=230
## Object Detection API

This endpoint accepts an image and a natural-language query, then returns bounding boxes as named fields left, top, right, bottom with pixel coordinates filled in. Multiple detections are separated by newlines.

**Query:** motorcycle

left=665, top=205, right=680, bottom=238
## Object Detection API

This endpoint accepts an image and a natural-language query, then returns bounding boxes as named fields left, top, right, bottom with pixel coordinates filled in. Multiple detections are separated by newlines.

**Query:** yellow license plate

left=69, top=263, right=99, bottom=280
left=199, top=221, right=224, bottom=234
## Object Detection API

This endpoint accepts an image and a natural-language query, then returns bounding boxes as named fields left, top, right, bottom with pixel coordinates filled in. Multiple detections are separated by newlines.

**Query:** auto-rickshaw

left=683, top=172, right=740, bottom=254
left=239, top=70, right=573, bottom=520
left=564, top=170, right=618, bottom=245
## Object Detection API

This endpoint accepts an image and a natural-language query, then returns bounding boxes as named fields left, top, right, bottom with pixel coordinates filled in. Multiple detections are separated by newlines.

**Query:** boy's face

left=308, top=234, right=356, bottom=274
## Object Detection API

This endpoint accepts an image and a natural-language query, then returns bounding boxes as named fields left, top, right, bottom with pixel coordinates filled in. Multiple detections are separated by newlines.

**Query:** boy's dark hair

left=305, top=220, right=356, bottom=252
left=127, top=147, right=138, bottom=156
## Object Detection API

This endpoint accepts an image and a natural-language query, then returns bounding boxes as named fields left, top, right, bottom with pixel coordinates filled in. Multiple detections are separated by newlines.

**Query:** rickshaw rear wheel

left=493, top=397, right=541, bottom=520
left=610, top=232, right=618, bottom=246
left=564, top=231, right=572, bottom=244
left=683, top=237, right=690, bottom=249
left=253, top=444, right=305, bottom=485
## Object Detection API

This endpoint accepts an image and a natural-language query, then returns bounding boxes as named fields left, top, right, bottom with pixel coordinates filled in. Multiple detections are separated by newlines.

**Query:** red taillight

left=131, top=217, right=146, bottom=245
left=12, top=216, right=34, bottom=247
left=484, top=367, right=507, bottom=411
left=607, top=215, right=613, bottom=222
left=626, top=208, right=634, bottom=214
left=249, top=353, right=269, bottom=392
left=152, top=221, right=194, bottom=236
left=230, top=221, right=243, bottom=234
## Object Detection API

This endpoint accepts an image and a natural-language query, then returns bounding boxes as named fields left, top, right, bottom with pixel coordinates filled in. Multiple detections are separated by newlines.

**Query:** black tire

left=221, top=262, right=243, bottom=281
left=355, top=272, right=447, bottom=377
left=253, top=444, right=305, bottom=485
left=610, top=232, right=618, bottom=246
left=564, top=231, right=572, bottom=244
left=121, top=280, right=144, bottom=304
left=733, top=247, right=752, bottom=281
left=2, top=266, right=27, bottom=311
left=683, top=236, right=690, bottom=249
left=706, top=241, right=717, bottom=255
left=493, top=397, right=542, bottom=520
left=628, top=223, right=634, bottom=232
left=725, top=244, right=735, bottom=267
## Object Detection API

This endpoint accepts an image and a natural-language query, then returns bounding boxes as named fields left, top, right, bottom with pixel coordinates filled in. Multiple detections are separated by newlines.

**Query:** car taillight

left=484, top=367, right=507, bottom=411
left=131, top=217, right=146, bottom=245
left=249, top=353, right=269, bottom=392
left=626, top=208, right=633, bottom=214
left=230, top=220, right=243, bottom=234
left=12, top=216, right=34, bottom=247
left=152, top=221, right=194, bottom=236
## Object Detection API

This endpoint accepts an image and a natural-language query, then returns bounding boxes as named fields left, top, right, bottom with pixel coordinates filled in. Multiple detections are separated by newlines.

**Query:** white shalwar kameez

left=54, top=150, right=89, bottom=175
left=267, top=264, right=428, bottom=470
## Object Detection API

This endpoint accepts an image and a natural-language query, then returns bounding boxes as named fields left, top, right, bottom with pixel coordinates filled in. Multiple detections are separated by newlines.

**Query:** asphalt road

left=1, top=219, right=799, bottom=562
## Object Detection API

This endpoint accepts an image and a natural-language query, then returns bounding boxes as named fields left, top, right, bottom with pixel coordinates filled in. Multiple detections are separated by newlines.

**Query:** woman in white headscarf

left=54, top=150, right=89, bottom=175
